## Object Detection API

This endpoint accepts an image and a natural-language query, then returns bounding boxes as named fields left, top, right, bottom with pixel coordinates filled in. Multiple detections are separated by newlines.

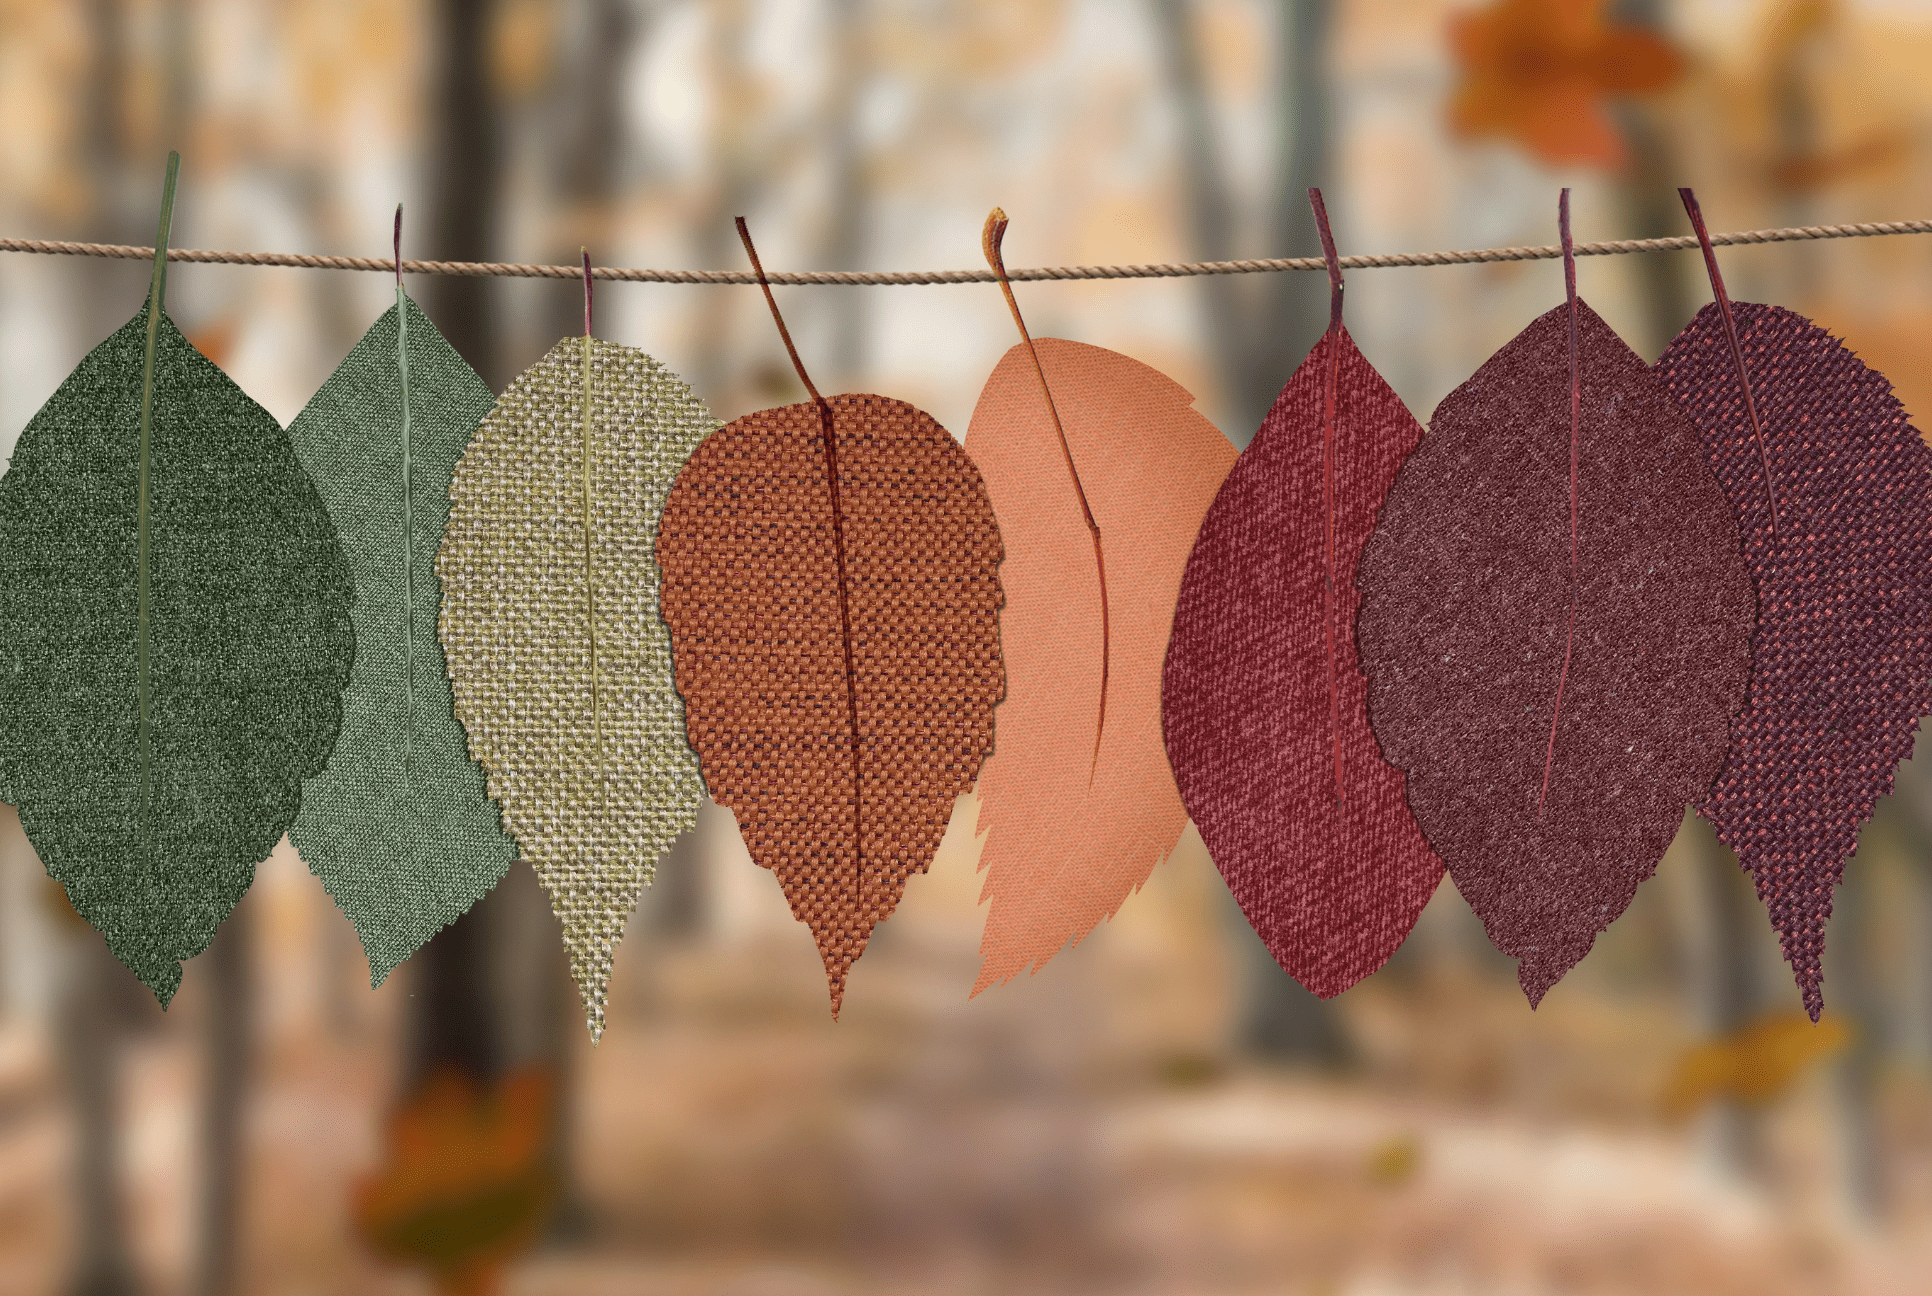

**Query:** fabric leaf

left=964, top=339, right=1234, bottom=991
left=1656, top=301, right=1932, bottom=1019
left=656, top=395, right=1006, bottom=1016
left=1163, top=325, right=1444, bottom=997
left=0, top=270, right=354, bottom=1004
left=437, top=336, right=715, bottom=1040
left=286, top=292, right=517, bottom=984
left=1355, top=299, right=1754, bottom=1004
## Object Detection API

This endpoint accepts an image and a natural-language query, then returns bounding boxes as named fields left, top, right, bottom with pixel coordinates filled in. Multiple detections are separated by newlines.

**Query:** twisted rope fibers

left=3, top=218, right=1931, bottom=286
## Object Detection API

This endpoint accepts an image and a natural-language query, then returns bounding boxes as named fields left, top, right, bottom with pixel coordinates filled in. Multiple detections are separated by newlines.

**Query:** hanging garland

left=3, top=152, right=1929, bottom=1033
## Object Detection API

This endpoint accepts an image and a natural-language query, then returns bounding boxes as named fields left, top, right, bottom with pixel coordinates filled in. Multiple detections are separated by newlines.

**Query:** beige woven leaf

left=437, top=336, right=717, bottom=1039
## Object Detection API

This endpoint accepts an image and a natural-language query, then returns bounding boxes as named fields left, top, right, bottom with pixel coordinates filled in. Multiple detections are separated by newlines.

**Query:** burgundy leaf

left=1356, top=298, right=1754, bottom=1005
left=1163, top=324, right=1444, bottom=996
left=1656, top=299, right=1932, bottom=1020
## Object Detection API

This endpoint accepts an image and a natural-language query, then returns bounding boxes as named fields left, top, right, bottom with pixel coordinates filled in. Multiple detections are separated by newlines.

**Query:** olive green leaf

left=437, top=336, right=715, bottom=1040
left=0, top=153, right=355, bottom=1003
left=286, top=289, right=517, bottom=983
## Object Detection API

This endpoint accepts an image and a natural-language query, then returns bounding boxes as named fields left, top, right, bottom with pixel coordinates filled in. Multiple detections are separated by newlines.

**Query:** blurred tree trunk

left=58, top=935, right=141, bottom=1296
left=427, top=0, right=503, bottom=388
left=411, top=0, right=508, bottom=1088
left=1152, top=0, right=1348, bottom=1066
left=1149, top=0, right=1331, bottom=445
left=820, top=0, right=868, bottom=388
left=193, top=908, right=250, bottom=1296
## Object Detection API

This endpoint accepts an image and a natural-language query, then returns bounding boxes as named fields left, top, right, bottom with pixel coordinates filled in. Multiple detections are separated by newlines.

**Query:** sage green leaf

left=0, top=302, right=355, bottom=1006
left=286, top=292, right=517, bottom=983
left=437, top=337, right=715, bottom=1040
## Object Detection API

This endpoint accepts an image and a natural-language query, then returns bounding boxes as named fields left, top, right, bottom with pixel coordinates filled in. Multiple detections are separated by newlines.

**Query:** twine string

left=4, top=219, right=1930, bottom=285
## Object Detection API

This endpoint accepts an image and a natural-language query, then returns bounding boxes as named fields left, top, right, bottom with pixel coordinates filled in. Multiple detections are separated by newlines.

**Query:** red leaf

left=1164, top=324, right=1443, bottom=995
left=1356, top=299, right=1754, bottom=1005
left=1656, top=301, right=1932, bottom=1020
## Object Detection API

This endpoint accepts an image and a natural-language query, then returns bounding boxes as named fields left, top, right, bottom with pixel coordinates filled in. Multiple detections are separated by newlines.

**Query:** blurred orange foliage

left=1661, top=1013, right=1851, bottom=1117
left=1449, top=0, right=1683, bottom=168
left=354, top=1069, right=555, bottom=1296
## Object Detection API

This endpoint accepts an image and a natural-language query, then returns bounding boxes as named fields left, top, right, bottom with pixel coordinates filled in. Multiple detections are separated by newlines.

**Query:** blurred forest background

left=5, top=0, right=1932, bottom=1292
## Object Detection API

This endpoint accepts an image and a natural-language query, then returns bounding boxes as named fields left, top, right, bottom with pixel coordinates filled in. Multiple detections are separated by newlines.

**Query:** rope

left=3, top=218, right=1930, bottom=285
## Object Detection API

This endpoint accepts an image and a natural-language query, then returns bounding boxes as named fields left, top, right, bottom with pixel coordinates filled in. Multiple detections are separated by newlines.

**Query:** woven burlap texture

left=438, top=336, right=715, bottom=1040
left=656, top=395, right=1005, bottom=1017
left=1163, top=326, right=1444, bottom=999
left=0, top=302, right=354, bottom=1003
left=1656, top=302, right=1932, bottom=1020
left=287, top=294, right=517, bottom=984
left=965, top=339, right=1235, bottom=995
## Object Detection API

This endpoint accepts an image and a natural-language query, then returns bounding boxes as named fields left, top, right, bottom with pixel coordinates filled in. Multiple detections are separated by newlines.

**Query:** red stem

left=1538, top=189, right=1581, bottom=822
left=1679, top=188, right=1779, bottom=541
left=1309, top=188, right=1346, bottom=804
left=737, top=218, right=866, bottom=884
left=982, top=209, right=1110, bottom=785
left=582, top=247, right=593, bottom=337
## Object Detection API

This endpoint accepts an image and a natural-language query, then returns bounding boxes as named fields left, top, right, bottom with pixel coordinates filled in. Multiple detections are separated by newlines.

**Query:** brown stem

left=1679, top=188, right=1780, bottom=541
left=580, top=247, right=604, bottom=810
left=1539, top=189, right=1581, bottom=822
left=981, top=208, right=1109, bottom=785
left=1309, top=188, right=1345, bottom=805
left=736, top=217, right=865, bottom=897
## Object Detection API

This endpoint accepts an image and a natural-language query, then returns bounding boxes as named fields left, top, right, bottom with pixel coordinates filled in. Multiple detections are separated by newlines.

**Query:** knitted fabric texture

left=438, top=336, right=715, bottom=1040
left=656, top=395, right=1005, bottom=1016
left=965, top=339, right=1234, bottom=994
left=1163, top=326, right=1443, bottom=998
left=1656, top=302, right=1932, bottom=1020
left=287, top=294, right=517, bottom=984
left=1357, top=301, right=1754, bottom=1004
left=0, top=302, right=354, bottom=1003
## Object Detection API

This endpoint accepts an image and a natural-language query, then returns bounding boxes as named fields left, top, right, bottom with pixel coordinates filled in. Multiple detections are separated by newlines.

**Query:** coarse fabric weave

left=1163, top=327, right=1443, bottom=998
left=438, top=336, right=715, bottom=1040
left=1656, top=302, right=1932, bottom=1020
left=656, top=395, right=1006, bottom=1017
left=965, top=340, right=1235, bottom=995
left=0, top=301, right=354, bottom=1003
left=1357, top=302, right=1754, bottom=1005
left=287, top=294, right=517, bottom=984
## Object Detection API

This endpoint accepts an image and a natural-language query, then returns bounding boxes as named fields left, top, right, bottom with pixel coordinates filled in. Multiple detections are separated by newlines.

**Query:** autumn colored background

left=4, top=0, right=1932, bottom=1292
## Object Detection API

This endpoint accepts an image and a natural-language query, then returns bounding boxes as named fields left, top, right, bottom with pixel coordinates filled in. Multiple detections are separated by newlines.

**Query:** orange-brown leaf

left=964, top=341, right=1235, bottom=993
left=656, top=395, right=1005, bottom=1016
left=354, top=1069, right=554, bottom=1296
left=1448, top=0, right=1682, bottom=168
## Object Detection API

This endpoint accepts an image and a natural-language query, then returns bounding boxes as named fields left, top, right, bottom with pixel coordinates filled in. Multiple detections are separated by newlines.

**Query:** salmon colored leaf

left=0, top=153, right=354, bottom=1003
left=437, top=316, right=717, bottom=1041
left=1163, top=190, right=1442, bottom=997
left=1356, top=193, right=1754, bottom=1005
left=655, top=219, right=1006, bottom=1017
left=965, top=337, right=1235, bottom=991
left=1654, top=189, right=1932, bottom=1020
left=286, top=231, right=517, bottom=985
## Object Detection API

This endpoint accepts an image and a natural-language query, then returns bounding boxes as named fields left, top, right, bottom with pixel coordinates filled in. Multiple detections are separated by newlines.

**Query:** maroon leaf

left=1356, top=224, right=1754, bottom=1005
left=1162, top=191, right=1443, bottom=998
left=1654, top=196, right=1932, bottom=1020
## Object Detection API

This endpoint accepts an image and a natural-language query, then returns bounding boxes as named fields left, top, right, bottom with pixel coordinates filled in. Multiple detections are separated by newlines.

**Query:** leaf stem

left=737, top=217, right=865, bottom=903
left=138, top=151, right=178, bottom=861
left=1309, top=189, right=1346, bottom=805
left=1538, top=189, right=1581, bottom=822
left=395, top=205, right=417, bottom=788
left=581, top=248, right=605, bottom=811
left=1679, top=188, right=1780, bottom=542
left=981, top=208, right=1110, bottom=786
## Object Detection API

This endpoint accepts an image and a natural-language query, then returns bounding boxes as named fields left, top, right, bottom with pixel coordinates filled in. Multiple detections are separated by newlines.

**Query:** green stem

left=138, top=151, right=179, bottom=860
left=397, top=284, right=416, bottom=786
